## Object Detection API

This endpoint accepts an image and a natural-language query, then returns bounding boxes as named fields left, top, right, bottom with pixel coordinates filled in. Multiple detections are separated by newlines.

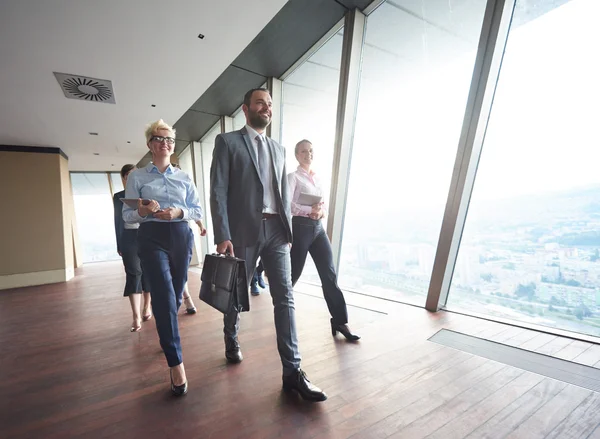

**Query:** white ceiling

left=0, top=0, right=287, bottom=171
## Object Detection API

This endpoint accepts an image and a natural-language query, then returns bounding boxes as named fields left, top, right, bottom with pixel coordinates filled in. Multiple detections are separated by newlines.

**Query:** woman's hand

left=310, top=202, right=324, bottom=220
left=153, top=207, right=183, bottom=221
left=138, top=199, right=160, bottom=217
left=197, top=220, right=207, bottom=236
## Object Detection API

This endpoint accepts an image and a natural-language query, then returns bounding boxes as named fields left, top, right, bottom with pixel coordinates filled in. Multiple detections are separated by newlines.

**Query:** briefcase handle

left=210, top=252, right=242, bottom=262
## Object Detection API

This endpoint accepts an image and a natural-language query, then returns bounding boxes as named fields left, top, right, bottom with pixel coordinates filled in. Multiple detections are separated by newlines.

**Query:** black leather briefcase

left=199, top=253, right=249, bottom=314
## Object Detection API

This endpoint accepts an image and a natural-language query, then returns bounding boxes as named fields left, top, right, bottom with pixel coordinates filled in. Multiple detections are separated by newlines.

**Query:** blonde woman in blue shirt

left=123, top=119, right=203, bottom=397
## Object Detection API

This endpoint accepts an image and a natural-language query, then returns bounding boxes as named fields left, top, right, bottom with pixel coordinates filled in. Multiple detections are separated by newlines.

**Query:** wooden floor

left=1, top=262, right=600, bottom=439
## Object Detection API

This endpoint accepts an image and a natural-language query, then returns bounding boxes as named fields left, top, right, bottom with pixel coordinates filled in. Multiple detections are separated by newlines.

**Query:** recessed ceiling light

left=198, top=34, right=205, bottom=39
left=151, top=104, right=156, bottom=107
left=111, top=164, right=114, bottom=167
left=89, top=132, right=98, bottom=136
left=127, top=141, right=131, bottom=144
left=93, top=153, right=100, bottom=156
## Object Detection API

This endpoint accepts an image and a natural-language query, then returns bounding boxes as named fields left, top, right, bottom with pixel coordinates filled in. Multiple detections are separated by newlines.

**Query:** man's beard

left=248, top=110, right=271, bottom=130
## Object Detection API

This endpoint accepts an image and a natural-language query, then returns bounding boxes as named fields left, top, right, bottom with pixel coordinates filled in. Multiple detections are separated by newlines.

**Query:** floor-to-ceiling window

left=71, top=172, right=119, bottom=263
left=109, top=172, right=124, bottom=194
left=446, top=0, right=600, bottom=337
left=232, top=107, right=246, bottom=131
left=198, top=123, right=222, bottom=253
left=281, top=28, right=344, bottom=285
left=177, top=143, right=202, bottom=265
left=338, top=1, right=487, bottom=305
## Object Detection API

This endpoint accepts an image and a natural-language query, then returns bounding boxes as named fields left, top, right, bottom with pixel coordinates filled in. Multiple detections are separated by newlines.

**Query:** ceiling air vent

left=54, top=72, right=116, bottom=104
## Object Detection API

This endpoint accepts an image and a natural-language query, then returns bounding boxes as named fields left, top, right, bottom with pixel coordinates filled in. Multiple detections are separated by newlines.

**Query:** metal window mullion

left=221, top=115, right=233, bottom=134
left=425, top=0, right=517, bottom=312
left=189, top=142, right=197, bottom=185
left=106, top=172, right=114, bottom=197
left=327, top=8, right=366, bottom=271
left=191, top=140, right=209, bottom=259
left=267, top=77, right=283, bottom=143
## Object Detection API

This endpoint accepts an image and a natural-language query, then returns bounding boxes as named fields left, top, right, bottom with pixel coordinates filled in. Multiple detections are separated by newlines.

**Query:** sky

left=322, top=0, right=600, bottom=215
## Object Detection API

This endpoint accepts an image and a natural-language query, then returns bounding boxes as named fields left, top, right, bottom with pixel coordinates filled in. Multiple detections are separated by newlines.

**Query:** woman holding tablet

left=113, top=164, right=152, bottom=332
left=123, top=119, right=203, bottom=396
left=288, top=140, right=360, bottom=341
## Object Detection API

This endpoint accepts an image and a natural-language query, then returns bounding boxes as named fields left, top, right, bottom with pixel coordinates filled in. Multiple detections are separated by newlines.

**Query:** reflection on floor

left=1, top=261, right=599, bottom=438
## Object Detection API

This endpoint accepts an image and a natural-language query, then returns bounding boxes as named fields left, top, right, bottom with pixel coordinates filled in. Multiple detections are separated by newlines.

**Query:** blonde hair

left=145, top=119, right=175, bottom=143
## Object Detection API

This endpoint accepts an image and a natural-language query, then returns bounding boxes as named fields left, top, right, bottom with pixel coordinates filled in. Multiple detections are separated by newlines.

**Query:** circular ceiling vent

left=53, top=72, right=116, bottom=104
left=63, top=77, right=112, bottom=101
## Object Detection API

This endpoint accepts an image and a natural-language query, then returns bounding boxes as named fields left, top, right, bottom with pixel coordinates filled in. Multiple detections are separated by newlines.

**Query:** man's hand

left=138, top=199, right=160, bottom=217
left=153, top=207, right=183, bottom=221
left=217, top=240, right=234, bottom=256
left=118, top=251, right=122, bottom=257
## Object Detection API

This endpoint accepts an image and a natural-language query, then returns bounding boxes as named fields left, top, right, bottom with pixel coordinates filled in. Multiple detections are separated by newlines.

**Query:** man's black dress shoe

left=225, top=336, right=243, bottom=363
left=282, top=369, right=327, bottom=402
left=331, top=319, right=360, bottom=341
left=170, top=369, right=188, bottom=397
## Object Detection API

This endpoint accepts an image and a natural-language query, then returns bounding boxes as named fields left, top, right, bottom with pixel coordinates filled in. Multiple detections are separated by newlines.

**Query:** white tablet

left=297, top=192, right=322, bottom=206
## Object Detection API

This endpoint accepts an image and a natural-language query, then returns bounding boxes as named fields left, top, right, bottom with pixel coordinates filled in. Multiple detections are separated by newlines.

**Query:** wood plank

left=424, top=371, right=545, bottom=439
left=553, top=340, right=594, bottom=361
left=464, top=378, right=568, bottom=438
left=2, top=261, right=600, bottom=439
left=545, top=392, right=600, bottom=439
left=505, top=385, right=592, bottom=439
left=573, top=344, right=600, bottom=367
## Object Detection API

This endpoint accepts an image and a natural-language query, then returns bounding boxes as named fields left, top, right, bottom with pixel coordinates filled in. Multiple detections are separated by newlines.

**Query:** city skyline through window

left=447, top=0, right=600, bottom=337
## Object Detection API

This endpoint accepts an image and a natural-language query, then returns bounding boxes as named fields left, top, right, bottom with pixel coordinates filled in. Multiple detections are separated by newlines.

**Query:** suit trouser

left=223, top=217, right=301, bottom=376
left=138, top=221, right=193, bottom=367
left=290, top=216, right=349, bottom=325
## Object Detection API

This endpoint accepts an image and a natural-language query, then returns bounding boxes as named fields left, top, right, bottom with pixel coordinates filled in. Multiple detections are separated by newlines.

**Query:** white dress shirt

left=287, top=166, right=327, bottom=218
left=245, top=124, right=278, bottom=214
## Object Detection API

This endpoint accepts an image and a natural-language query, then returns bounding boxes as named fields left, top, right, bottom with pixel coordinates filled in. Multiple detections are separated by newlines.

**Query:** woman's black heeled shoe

left=330, top=319, right=361, bottom=341
left=170, top=369, right=188, bottom=397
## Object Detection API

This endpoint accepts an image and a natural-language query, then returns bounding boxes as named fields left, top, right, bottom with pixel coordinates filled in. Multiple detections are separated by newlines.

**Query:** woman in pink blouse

left=288, top=140, right=360, bottom=341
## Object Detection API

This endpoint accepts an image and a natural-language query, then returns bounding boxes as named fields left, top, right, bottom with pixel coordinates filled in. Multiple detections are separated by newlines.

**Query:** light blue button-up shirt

left=122, top=162, right=203, bottom=224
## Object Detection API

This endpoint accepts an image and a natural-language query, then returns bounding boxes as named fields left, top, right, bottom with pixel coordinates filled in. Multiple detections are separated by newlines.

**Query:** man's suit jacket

left=210, top=127, right=292, bottom=247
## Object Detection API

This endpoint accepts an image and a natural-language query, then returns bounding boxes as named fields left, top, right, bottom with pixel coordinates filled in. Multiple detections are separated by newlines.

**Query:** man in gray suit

left=210, top=88, right=326, bottom=402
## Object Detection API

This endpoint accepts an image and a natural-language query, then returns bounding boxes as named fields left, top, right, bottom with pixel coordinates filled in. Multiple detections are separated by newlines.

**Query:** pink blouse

left=287, top=166, right=327, bottom=218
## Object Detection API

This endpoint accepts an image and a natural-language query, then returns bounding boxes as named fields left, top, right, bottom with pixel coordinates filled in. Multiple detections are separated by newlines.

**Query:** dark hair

left=294, top=139, right=312, bottom=155
left=120, top=164, right=135, bottom=178
left=243, top=88, right=270, bottom=107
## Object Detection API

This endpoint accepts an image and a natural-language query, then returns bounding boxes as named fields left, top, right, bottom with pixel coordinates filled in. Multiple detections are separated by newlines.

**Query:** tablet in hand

left=120, top=198, right=151, bottom=208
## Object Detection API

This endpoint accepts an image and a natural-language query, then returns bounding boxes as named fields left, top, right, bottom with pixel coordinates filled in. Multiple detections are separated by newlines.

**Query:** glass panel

left=71, top=173, right=120, bottom=263
left=109, top=172, right=123, bottom=194
left=448, top=0, right=600, bottom=337
left=177, top=143, right=202, bottom=265
left=339, top=1, right=487, bottom=305
left=177, top=144, right=194, bottom=177
left=281, top=29, right=344, bottom=285
left=200, top=123, right=222, bottom=252
left=233, top=107, right=246, bottom=131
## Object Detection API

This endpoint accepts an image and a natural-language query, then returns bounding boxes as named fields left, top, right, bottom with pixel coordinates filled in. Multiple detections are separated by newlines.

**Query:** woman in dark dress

left=113, top=164, right=152, bottom=332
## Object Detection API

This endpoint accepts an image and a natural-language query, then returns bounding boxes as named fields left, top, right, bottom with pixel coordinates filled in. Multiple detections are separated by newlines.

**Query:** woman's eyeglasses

left=150, top=136, right=175, bottom=145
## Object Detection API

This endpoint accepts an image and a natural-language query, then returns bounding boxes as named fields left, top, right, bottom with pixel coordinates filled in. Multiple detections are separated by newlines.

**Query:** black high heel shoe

left=170, top=369, right=188, bottom=397
left=330, top=319, right=361, bottom=341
